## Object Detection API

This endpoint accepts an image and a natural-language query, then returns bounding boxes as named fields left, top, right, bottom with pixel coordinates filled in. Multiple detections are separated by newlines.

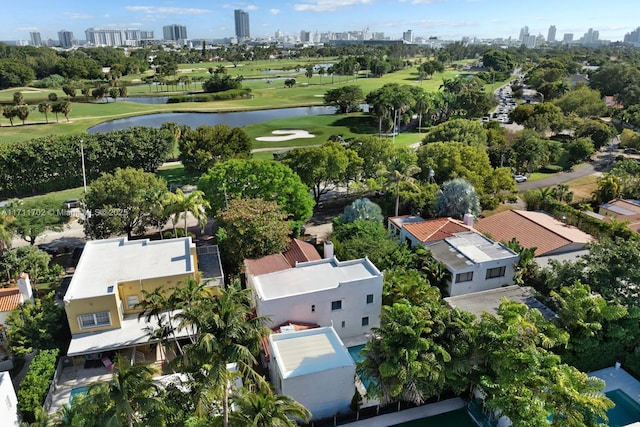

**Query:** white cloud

left=124, top=6, right=211, bottom=15
left=270, top=8, right=281, bottom=14
left=294, top=0, right=374, bottom=12
left=246, top=5, right=258, bottom=11
left=64, top=12, right=93, bottom=19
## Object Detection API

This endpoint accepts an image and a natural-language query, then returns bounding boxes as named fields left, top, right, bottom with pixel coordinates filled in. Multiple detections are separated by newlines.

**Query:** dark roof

left=244, top=239, right=321, bottom=276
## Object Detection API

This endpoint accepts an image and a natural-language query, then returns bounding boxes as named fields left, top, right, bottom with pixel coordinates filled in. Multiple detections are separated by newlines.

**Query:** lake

left=87, top=106, right=336, bottom=133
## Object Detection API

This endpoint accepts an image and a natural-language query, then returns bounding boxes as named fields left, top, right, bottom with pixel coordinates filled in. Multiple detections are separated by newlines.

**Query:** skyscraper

left=57, top=30, right=74, bottom=48
left=234, top=9, right=250, bottom=39
left=403, top=30, right=414, bottom=43
left=547, top=25, right=556, bottom=43
left=163, top=24, right=188, bottom=42
left=30, top=32, right=42, bottom=47
left=519, top=26, right=529, bottom=43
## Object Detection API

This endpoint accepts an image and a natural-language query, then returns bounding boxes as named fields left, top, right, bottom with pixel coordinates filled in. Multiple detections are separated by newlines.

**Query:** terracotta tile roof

left=0, top=287, right=22, bottom=313
left=244, top=239, right=321, bottom=277
left=474, top=210, right=594, bottom=257
left=283, top=238, right=321, bottom=266
left=262, top=321, right=321, bottom=362
left=403, top=217, right=472, bottom=243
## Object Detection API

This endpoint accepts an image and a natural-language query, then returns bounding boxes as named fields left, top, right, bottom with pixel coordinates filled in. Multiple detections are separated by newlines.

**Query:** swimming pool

left=347, top=345, right=372, bottom=389
left=606, top=389, right=640, bottom=427
left=68, top=385, right=88, bottom=406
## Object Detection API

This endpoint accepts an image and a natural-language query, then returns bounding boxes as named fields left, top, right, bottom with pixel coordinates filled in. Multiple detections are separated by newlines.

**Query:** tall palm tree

left=73, top=355, right=165, bottom=427
left=228, top=388, right=311, bottom=427
left=381, top=148, right=421, bottom=216
left=178, top=282, right=270, bottom=427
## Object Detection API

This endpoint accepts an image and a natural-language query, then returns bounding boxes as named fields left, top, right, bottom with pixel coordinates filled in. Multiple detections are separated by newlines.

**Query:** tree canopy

left=178, top=125, right=252, bottom=175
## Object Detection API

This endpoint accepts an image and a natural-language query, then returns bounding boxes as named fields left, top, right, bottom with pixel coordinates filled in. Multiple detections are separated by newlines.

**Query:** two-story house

left=63, top=237, right=223, bottom=362
left=246, top=254, right=383, bottom=345
left=388, top=216, right=519, bottom=296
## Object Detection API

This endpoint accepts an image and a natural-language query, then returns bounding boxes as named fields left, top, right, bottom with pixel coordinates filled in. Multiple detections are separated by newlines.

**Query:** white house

left=0, top=371, right=19, bottom=426
left=268, top=327, right=355, bottom=420
left=429, top=231, right=519, bottom=296
left=247, top=256, right=383, bottom=343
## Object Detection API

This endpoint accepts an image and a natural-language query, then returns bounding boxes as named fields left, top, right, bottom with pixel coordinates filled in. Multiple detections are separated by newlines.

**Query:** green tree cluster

left=18, top=349, right=60, bottom=423
left=178, top=125, right=252, bottom=174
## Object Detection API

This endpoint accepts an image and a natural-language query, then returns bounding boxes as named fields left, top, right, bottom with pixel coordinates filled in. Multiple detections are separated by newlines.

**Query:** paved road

left=516, top=161, right=599, bottom=191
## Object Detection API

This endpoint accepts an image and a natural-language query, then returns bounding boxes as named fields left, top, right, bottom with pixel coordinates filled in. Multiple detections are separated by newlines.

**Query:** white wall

left=274, top=364, right=355, bottom=420
left=0, top=372, right=19, bottom=426
left=256, top=276, right=382, bottom=341
left=448, top=258, right=517, bottom=297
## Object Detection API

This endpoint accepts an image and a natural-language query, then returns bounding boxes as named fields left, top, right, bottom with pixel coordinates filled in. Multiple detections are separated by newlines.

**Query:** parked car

left=624, top=148, right=640, bottom=155
left=63, top=199, right=80, bottom=209
left=513, top=174, right=527, bottom=183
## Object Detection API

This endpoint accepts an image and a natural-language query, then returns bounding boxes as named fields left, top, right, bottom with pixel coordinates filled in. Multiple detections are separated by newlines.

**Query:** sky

left=1, top=0, right=638, bottom=42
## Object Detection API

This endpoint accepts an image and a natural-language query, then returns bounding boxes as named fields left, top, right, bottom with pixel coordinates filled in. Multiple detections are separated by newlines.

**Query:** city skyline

left=2, top=0, right=639, bottom=43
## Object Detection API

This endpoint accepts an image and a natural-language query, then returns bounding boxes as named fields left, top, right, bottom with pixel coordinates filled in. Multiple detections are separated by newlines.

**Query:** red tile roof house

left=474, top=209, right=595, bottom=257
left=388, top=216, right=519, bottom=297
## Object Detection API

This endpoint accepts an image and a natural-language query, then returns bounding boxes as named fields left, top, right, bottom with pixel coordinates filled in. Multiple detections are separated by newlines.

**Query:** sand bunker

left=256, top=129, right=316, bottom=142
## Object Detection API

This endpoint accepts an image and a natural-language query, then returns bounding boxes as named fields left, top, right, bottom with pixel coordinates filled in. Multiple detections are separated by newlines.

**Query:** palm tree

left=380, top=148, right=421, bottom=216
left=435, top=178, right=480, bottom=220
left=228, top=388, right=311, bottom=427
left=167, top=189, right=210, bottom=237
left=178, top=282, right=270, bottom=427
left=74, top=355, right=165, bottom=427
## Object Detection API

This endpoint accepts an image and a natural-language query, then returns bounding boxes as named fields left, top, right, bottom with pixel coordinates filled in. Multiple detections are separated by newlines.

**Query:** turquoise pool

left=348, top=345, right=372, bottom=389
left=606, top=389, right=640, bottom=427
left=68, top=385, right=88, bottom=406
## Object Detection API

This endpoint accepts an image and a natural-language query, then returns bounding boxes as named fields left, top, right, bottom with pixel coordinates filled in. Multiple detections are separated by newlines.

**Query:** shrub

left=17, top=349, right=59, bottom=423
left=167, top=88, right=251, bottom=103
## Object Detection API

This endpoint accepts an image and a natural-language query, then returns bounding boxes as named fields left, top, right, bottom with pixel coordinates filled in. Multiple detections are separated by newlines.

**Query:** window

left=485, top=266, right=506, bottom=279
left=366, top=294, right=374, bottom=304
left=331, top=300, right=342, bottom=311
left=311, top=304, right=315, bottom=313
left=126, top=295, right=139, bottom=309
left=361, top=316, right=369, bottom=327
left=78, top=311, right=111, bottom=329
left=455, top=272, right=473, bottom=283
left=341, top=321, right=346, bottom=328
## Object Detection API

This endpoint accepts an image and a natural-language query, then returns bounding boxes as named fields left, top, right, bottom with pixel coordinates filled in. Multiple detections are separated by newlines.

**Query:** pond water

left=87, top=106, right=336, bottom=133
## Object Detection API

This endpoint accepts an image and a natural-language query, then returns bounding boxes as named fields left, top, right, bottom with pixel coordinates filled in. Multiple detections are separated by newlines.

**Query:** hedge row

left=17, top=349, right=60, bottom=423
left=0, top=127, right=174, bottom=197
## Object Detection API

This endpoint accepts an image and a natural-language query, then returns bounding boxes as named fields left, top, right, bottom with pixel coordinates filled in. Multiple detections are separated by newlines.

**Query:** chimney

left=323, top=241, right=334, bottom=259
left=463, top=213, right=475, bottom=227
left=17, top=272, right=33, bottom=302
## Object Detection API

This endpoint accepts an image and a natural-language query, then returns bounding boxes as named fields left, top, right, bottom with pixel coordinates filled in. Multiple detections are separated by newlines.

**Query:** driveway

left=516, top=161, right=599, bottom=191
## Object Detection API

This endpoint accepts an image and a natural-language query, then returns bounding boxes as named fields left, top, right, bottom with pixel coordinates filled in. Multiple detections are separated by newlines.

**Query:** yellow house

left=64, top=237, right=222, bottom=358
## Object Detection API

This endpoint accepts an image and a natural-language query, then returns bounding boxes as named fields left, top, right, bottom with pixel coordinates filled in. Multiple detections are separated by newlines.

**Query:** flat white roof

left=67, top=310, right=190, bottom=356
left=269, top=327, right=354, bottom=379
left=254, top=257, right=382, bottom=301
left=65, top=237, right=195, bottom=301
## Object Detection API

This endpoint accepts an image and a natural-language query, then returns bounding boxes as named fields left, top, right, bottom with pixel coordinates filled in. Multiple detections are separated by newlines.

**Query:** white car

left=513, top=174, right=527, bottom=183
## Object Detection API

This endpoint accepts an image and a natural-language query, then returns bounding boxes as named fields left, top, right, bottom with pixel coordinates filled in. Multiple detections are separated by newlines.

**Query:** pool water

left=606, top=389, right=640, bottom=427
left=347, top=345, right=371, bottom=390
left=68, top=386, right=88, bottom=406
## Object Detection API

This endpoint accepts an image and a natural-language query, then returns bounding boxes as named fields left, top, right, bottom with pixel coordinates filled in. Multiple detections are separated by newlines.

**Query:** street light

left=80, top=139, right=87, bottom=194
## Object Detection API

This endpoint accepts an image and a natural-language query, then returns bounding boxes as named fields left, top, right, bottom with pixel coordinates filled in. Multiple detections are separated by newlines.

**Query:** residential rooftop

left=253, top=257, right=382, bottom=301
left=474, top=210, right=594, bottom=257
left=64, top=237, right=196, bottom=301
left=269, top=327, right=354, bottom=379
left=428, top=231, right=517, bottom=269
left=244, top=238, right=321, bottom=276
left=445, top=285, right=557, bottom=321
left=0, top=287, right=22, bottom=313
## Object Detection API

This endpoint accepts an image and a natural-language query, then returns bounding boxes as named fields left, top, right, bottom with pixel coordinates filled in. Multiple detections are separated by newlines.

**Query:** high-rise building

left=30, top=32, right=42, bottom=47
left=163, top=24, right=188, bottom=41
left=563, top=33, right=574, bottom=44
left=300, top=31, right=311, bottom=42
left=403, top=30, right=414, bottom=43
left=234, top=9, right=250, bottom=39
left=519, top=26, right=529, bottom=43
left=57, top=30, right=74, bottom=48
left=624, top=27, right=640, bottom=44
left=547, top=25, right=556, bottom=43
left=85, top=28, right=124, bottom=47
left=582, top=28, right=599, bottom=44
